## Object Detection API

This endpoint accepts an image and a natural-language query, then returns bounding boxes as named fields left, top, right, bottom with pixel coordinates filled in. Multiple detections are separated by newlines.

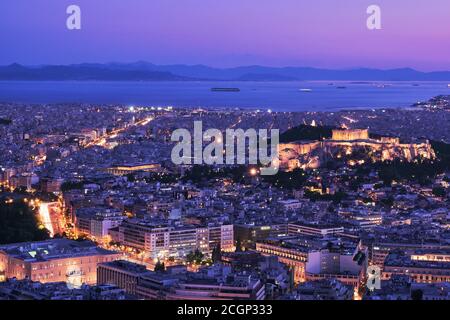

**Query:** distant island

left=1, top=62, right=450, bottom=81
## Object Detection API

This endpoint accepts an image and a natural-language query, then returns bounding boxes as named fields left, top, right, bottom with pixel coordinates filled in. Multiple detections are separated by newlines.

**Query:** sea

left=0, top=80, right=448, bottom=112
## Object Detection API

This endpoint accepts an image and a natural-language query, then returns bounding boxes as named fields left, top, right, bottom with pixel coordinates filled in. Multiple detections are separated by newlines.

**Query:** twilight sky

left=0, top=0, right=449, bottom=70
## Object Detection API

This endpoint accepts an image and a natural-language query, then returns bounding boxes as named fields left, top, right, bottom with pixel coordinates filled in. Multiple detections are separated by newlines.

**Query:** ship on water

left=375, top=83, right=391, bottom=88
left=211, top=87, right=240, bottom=92
left=299, top=88, right=312, bottom=92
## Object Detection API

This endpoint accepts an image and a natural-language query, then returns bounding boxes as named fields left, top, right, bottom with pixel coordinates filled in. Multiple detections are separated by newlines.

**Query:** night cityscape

left=0, top=0, right=449, bottom=314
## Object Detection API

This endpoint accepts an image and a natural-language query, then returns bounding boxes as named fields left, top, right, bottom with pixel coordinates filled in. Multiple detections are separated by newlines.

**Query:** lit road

left=36, top=201, right=65, bottom=237
left=38, top=203, right=55, bottom=237
left=229, top=116, right=242, bottom=129
left=84, top=116, right=155, bottom=148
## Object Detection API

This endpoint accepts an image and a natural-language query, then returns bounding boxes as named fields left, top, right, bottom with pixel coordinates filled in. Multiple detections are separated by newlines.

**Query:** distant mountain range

left=1, top=62, right=450, bottom=81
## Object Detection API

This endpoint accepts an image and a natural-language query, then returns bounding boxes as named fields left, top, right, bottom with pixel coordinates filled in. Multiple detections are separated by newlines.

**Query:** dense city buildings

left=0, top=278, right=134, bottom=300
left=98, top=260, right=269, bottom=300
left=0, top=102, right=449, bottom=301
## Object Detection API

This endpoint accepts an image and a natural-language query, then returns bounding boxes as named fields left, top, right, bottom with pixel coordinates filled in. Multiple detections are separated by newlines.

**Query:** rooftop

left=0, top=238, right=120, bottom=262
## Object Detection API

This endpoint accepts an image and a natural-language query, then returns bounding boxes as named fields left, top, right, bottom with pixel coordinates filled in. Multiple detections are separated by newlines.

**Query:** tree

left=411, top=289, right=423, bottom=300
left=262, top=168, right=308, bottom=190
left=61, top=181, right=85, bottom=192
left=235, top=237, right=243, bottom=252
left=0, top=118, right=12, bottom=125
left=432, top=186, right=446, bottom=197
left=212, top=244, right=222, bottom=263
left=186, top=249, right=204, bottom=265
left=154, top=260, right=165, bottom=272
left=279, top=124, right=335, bottom=143
left=381, top=196, right=394, bottom=208
left=0, top=198, right=50, bottom=244
left=378, top=166, right=395, bottom=186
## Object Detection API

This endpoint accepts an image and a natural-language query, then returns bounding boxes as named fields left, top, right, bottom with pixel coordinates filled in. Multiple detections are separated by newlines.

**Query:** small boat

left=299, top=88, right=312, bottom=92
left=336, top=86, right=347, bottom=89
left=447, top=84, right=450, bottom=88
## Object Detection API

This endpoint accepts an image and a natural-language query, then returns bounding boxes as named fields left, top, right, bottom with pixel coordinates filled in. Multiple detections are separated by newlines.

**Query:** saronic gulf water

left=0, top=80, right=448, bottom=111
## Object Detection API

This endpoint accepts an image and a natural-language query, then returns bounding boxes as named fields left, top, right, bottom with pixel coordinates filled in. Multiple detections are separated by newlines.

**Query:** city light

left=38, top=202, right=55, bottom=237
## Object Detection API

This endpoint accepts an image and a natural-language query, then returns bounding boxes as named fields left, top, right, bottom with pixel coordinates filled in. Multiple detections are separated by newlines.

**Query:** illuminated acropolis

left=331, top=129, right=369, bottom=141
left=279, top=128, right=436, bottom=170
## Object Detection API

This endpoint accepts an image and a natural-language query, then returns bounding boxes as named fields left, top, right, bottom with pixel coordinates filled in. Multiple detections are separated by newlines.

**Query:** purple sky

left=0, top=0, right=449, bottom=70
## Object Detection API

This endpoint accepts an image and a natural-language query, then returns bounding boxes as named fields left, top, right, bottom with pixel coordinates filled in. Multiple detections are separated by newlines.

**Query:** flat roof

left=0, top=238, right=120, bottom=262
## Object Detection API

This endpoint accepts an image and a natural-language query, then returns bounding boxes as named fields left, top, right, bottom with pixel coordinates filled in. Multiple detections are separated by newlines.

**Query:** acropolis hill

left=279, top=128, right=436, bottom=170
